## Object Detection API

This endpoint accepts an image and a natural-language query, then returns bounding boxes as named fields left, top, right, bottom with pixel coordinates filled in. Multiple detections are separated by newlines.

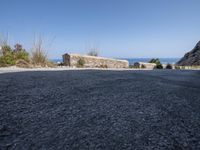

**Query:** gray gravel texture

left=0, top=70, right=200, bottom=150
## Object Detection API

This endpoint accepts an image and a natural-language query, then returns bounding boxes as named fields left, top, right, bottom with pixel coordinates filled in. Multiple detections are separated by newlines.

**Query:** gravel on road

left=0, top=70, right=200, bottom=150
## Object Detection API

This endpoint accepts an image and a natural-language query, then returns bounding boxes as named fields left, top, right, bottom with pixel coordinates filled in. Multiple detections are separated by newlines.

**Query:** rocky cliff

left=177, top=41, right=200, bottom=66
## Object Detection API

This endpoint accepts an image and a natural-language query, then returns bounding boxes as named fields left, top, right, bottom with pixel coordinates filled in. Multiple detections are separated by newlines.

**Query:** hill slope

left=177, top=41, right=200, bottom=66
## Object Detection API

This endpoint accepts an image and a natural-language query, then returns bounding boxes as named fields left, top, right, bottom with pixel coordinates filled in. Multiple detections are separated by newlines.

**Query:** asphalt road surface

left=0, top=70, right=200, bottom=150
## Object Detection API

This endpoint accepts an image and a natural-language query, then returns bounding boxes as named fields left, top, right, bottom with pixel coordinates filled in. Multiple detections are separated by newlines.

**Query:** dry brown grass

left=31, top=37, right=48, bottom=67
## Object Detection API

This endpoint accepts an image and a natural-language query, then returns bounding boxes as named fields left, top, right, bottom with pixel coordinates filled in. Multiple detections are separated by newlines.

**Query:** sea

left=51, top=58, right=180, bottom=65
left=122, top=58, right=180, bottom=65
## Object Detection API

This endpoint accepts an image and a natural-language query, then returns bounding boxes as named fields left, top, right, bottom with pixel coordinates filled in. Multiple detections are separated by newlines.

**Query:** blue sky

left=1, top=0, right=200, bottom=59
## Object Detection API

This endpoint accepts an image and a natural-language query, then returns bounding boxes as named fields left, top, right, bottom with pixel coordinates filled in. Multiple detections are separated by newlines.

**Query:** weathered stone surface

left=133, top=62, right=156, bottom=69
left=177, top=41, right=200, bottom=66
left=63, top=53, right=129, bottom=68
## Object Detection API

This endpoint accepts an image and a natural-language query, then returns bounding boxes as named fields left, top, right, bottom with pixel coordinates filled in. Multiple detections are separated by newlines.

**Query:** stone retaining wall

left=133, top=62, right=156, bottom=69
left=63, top=54, right=129, bottom=68
left=178, top=66, right=200, bottom=69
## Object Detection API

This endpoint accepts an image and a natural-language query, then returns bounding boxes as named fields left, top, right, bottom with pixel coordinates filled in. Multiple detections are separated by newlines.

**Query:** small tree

left=14, top=43, right=23, bottom=52
left=166, top=63, right=173, bottom=69
left=76, top=58, right=85, bottom=68
left=13, top=43, right=29, bottom=62
left=155, top=64, right=163, bottom=69
left=0, top=52, right=15, bottom=66
left=0, top=45, right=15, bottom=66
left=132, top=62, right=140, bottom=68
left=141, top=64, right=146, bottom=69
left=1, top=45, right=12, bottom=56
left=149, top=58, right=163, bottom=69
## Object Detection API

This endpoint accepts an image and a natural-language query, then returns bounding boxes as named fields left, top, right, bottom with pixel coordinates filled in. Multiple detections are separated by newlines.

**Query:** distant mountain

left=176, top=41, right=200, bottom=66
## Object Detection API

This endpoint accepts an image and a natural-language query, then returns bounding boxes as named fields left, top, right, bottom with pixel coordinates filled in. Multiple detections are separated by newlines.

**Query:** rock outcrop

left=177, top=41, right=200, bottom=66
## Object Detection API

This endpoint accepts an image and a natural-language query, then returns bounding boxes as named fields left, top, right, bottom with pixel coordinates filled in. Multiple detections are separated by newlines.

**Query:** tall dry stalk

left=31, top=37, right=48, bottom=66
left=85, top=41, right=100, bottom=56
left=0, top=33, right=9, bottom=56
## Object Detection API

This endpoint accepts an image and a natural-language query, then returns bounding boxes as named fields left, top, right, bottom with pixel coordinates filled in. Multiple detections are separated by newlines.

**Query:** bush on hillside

left=0, top=52, right=15, bottom=66
left=13, top=44, right=29, bottom=62
left=155, top=64, right=163, bottom=69
left=141, top=64, right=146, bottom=69
left=149, top=58, right=159, bottom=64
left=166, top=63, right=173, bottom=69
left=129, top=65, right=134, bottom=68
left=132, top=62, right=140, bottom=68
left=0, top=45, right=14, bottom=66
left=1, top=45, right=12, bottom=56
left=76, top=58, right=85, bottom=68
left=15, top=50, right=29, bottom=62
left=0, top=43, right=30, bottom=67
left=175, top=66, right=181, bottom=70
left=149, top=58, right=163, bottom=69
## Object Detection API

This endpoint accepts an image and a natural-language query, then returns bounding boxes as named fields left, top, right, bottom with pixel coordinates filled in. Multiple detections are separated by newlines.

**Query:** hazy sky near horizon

left=1, top=0, right=200, bottom=59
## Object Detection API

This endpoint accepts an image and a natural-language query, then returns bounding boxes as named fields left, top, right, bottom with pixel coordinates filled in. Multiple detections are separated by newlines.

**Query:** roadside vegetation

left=76, top=58, right=85, bottom=68
left=31, top=38, right=49, bottom=67
left=166, top=63, right=173, bottom=69
left=0, top=43, right=29, bottom=67
left=149, top=58, right=163, bottom=69
left=129, top=62, right=139, bottom=69
left=0, top=36, right=55, bottom=68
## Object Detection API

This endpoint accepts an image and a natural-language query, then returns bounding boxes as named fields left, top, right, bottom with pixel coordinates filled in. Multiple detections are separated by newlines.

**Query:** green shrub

left=166, top=64, right=173, bottom=69
left=1, top=45, right=12, bottom=55
left=181, top=66, right=185, bottom=70
left=129, top=65, right=135, bottom=68
left=132, top=62, right=140, bottom=68
left=76, top=58, right=85, bottom=67
left=0, top=57, right=5, bottom=67
left=149, top=58, right=163, bottom=69
left=141, top=64, right=146, bottom=69
left=14, top=43, right=23, bottom=52
left=155, top=64, right=163, bottom=69
left=0, top=52, right=15, bottom=66
left=15, top=50, right=29, bottom=62
left=0, top=43, right=30, bottom=67
left=175, top=66, right=181, bottom=70
left=149, top=58, right=160, bottom=64
left=13, top=44, right=29, bottom=62
left=0, top=45, right=15, bottom=66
